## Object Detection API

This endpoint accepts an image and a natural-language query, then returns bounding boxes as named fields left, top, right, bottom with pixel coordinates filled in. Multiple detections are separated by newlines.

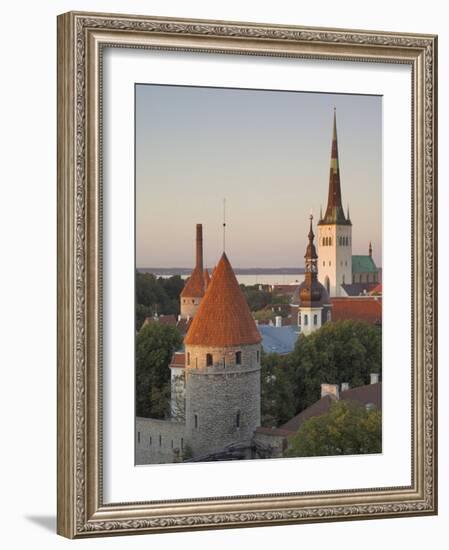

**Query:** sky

left=136, top=84, right=382, bottom=269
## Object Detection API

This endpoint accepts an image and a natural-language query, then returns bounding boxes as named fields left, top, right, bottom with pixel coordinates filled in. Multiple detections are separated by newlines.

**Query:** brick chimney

left=196, top=224, right=203, bottom=271
left=321, top=383, right=339, bottom=400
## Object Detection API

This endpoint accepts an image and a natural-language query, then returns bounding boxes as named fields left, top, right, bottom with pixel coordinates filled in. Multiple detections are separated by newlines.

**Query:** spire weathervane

left=223, top=198, right=226, bottom=252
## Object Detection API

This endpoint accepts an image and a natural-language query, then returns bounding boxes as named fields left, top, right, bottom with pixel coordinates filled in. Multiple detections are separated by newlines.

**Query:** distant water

left=139, top=271, right=304, bottom=286
left=235, top=274, right=304, bottom=286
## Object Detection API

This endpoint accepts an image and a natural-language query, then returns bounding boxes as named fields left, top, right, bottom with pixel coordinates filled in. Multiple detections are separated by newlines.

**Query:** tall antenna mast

left=223, top=198, right=227, bottom=252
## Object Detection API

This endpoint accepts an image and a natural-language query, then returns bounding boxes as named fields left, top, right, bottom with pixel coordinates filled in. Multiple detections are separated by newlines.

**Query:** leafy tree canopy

left=260, top=351, right=296, bottom=427
left=135, top=272, right=184, bottom=330
left=288, top=320, right=381, bottom=412
left=287, top=399, right=381, bottom=457
left=136, top=323, right=183, bottom=418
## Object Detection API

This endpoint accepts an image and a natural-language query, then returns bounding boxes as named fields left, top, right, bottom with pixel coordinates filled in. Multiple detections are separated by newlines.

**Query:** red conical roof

left=180, top=267, right=206, bottom=298
left=204, top=268, right=211, bottom=289
left=180, top=223, right=206, bottom=298
left=184, top=253, right=261, bottom=347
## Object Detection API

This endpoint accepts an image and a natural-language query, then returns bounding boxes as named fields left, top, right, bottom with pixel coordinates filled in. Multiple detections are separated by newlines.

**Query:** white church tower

left=317, top=109, right=352, bottom=297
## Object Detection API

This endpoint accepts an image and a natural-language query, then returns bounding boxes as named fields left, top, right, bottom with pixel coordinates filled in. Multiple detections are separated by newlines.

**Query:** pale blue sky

left=136, top=84, right=382, bottom=268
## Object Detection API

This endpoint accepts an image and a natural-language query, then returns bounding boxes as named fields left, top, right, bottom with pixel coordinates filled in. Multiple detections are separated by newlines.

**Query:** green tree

left=240, top=285, right=272, bottom=311
left=136, top=323, right=183, bottom=418
left=135, top=272, right=185, bottom=329
left=287, top=400, right=381, bottom=457
left=260, top=352, right=296, bottom=427
left=288, top=320, right=382, bottom=412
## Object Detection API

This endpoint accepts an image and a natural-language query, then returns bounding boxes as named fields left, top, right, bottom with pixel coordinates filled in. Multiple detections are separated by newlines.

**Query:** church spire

left=300, top=214, right=323, bottom=306
left=319, top=109, right=351, bottom=226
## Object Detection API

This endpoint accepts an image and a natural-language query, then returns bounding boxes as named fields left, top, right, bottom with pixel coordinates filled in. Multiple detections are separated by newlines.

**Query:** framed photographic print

left=57, top=11, right=438, bottom=538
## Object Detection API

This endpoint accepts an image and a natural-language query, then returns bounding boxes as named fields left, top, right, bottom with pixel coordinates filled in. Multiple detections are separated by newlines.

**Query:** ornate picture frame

left=57, top=11, right=437, bottom=538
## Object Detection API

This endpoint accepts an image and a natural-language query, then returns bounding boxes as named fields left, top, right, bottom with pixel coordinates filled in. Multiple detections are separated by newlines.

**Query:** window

left=329, top=237, right=332, bottom=246
left=194, top=414, right=198, bottom=429
left=159, top=434, right=162, bottom=447
left=323, top=261, right=325, bottom=267
left=191, top=299, right=194, bottom=304
left=206, top=353, right=213, bottom=366
left=150, top=436, right=152, bottom=446
left=257, top=350, right=260, bottom=362
left=313, top=314, right=318, bottom=325
left=342, top=275, right=345, bottom=284
left=304, top=314, right=308, bottom=326
left=236, top=351, right=242, bottom=365
left=327, top=310, right=331, bottom=321
left=181, top=438, right=184, bottom=449
left=187, top=352, right=190, bottom=365
left=329, top=261, right=331, bottom=266
left=137, top=431, right=141, bottom=444
left=236, top=411, right=241, bottom=429
left=171, top=440, right=173, bottom=449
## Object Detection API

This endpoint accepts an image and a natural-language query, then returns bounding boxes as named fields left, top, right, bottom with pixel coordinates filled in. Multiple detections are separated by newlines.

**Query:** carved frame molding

left=57, top=11, right=437, bottom=538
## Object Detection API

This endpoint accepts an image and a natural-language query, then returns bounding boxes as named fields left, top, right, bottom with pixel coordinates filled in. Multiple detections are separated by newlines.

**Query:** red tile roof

left=169, top=352, right=185, bottom=369
left=184, top=253, right=262, bottom=347
left=180, top=267, right=206, bottom=298
left=280, top=383, right=382, bottom=434
left=369, top=283, right=382, bottom=295
left=142, top=314, right=177, bottom=329
left=280, top=395, right=335, bottom=434
left=204, top=268, right=211, bottom=289
left=330, top=297, right=382, bottom=324
left=176, top=317, right=192, bottom=336
left=340, top=382, right=381, bottom=409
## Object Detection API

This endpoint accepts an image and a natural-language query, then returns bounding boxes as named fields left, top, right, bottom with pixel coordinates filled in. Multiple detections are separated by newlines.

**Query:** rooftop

left=184, top=253, right=262, bottom=347
left=352, top=255, right=378, bottom=273
left=280, top=382, right=382, bottom=435
left=330, top=297, right=382, bottom=324
left=257, top=325, right=299, bottom=354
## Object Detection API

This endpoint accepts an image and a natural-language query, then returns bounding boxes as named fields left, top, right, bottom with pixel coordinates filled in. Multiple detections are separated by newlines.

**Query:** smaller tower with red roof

left=183, top=252, right=262, bottom=458
left=180, top=224, right=209, bottom=319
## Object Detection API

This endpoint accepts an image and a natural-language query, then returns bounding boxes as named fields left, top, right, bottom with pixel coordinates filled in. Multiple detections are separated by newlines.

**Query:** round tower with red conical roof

left=183, top=252, right=262, bottom=458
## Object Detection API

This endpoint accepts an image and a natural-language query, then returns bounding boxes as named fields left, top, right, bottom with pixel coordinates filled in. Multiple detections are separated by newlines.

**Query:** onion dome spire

left=319, top=109, right=351, bottom=226
left=300, top=214, right=324, bottom=306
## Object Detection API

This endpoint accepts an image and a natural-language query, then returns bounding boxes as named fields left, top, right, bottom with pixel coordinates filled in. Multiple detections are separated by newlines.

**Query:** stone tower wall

left=184, top=343, right=261, bottom=458
left=180, top=296, right=201, bottom=319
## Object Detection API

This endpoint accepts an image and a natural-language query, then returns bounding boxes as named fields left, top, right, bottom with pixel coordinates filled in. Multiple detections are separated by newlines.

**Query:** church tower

left=317, top=109, right=352, bottom=297
left=299, top=215, right=329, bottom=334
left=180, top=224, right=208, bottom=319
left=183, top=252, right=262, bottom=458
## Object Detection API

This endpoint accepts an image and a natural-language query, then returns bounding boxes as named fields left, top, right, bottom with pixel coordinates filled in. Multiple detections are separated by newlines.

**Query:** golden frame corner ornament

left=57, top=11, right=438, bottom=539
